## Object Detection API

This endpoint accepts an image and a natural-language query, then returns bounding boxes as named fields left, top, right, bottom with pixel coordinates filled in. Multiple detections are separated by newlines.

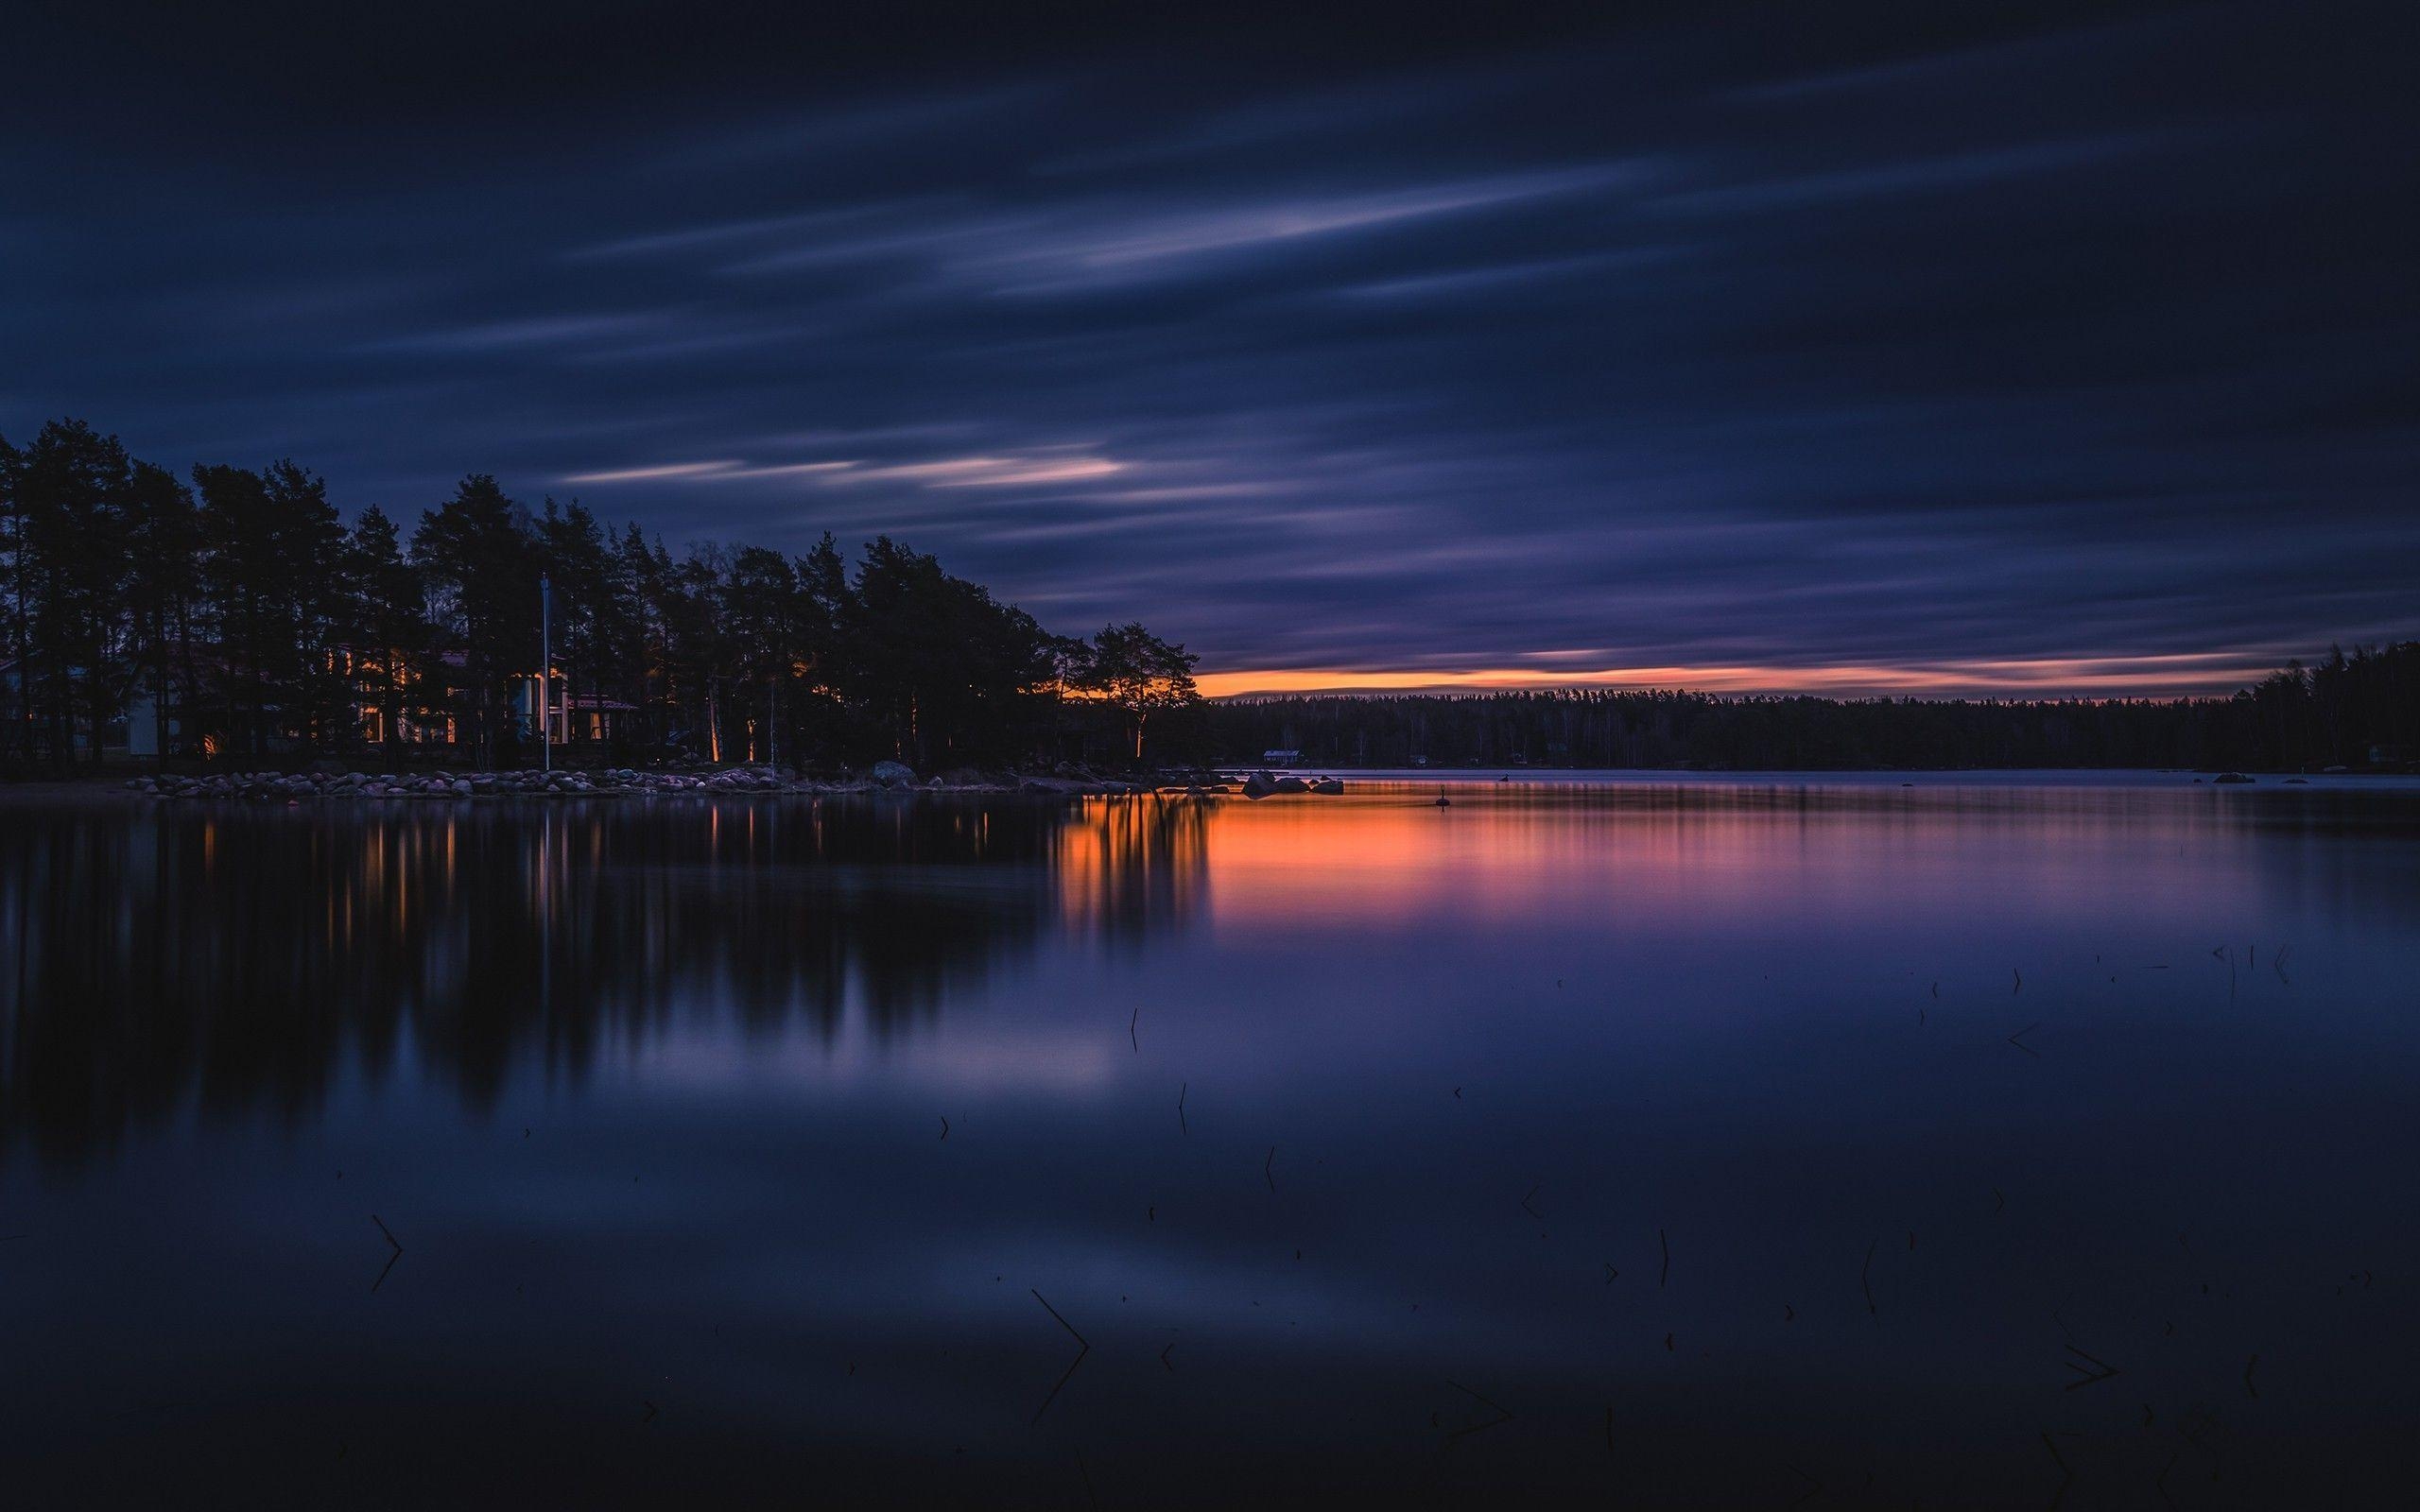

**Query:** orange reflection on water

left=1191, top=783, right=2268, bottom=934
left=1053, top=796, right=1210, bottom=938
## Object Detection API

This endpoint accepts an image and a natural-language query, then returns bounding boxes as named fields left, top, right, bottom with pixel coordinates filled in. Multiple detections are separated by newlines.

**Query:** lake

left=4, top=775, right=2418, bottom=1506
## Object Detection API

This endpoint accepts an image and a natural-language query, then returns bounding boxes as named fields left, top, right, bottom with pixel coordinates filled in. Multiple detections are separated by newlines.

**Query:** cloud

left=362, top=313, right=666, bottom=354
left=565, top=452, right=1123, bottom=490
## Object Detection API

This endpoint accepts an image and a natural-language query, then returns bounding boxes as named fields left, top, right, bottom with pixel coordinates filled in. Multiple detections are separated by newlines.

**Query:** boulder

left=870, top=760, right=917, bottom=788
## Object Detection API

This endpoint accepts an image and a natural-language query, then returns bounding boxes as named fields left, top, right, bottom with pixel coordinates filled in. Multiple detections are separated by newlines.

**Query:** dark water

left=4, top=777, right=2419, bottom=1507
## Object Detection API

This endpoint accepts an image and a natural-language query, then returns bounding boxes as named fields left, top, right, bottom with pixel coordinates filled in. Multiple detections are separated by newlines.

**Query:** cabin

left=511, top=673, right=635, bottom=745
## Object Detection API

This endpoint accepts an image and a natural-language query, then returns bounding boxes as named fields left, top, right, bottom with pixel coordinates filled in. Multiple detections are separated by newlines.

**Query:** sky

left=4, top=0, right=2415, bottom=697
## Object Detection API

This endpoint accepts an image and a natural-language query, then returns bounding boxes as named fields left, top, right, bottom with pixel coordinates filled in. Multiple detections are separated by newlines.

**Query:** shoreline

left=6, top=765, right=2415, bottom=807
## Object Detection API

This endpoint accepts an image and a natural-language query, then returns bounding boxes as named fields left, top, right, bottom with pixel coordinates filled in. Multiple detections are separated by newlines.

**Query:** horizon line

left=1193, top=651, right=2299, bottom=702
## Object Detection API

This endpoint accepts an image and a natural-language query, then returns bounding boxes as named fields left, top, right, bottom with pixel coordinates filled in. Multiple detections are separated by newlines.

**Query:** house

left=512, top=672, right=635, bottom=744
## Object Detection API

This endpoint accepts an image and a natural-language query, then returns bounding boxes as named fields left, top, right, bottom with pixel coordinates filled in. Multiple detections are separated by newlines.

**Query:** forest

left=9, top=416, right=2411, bottom=781
left=1, top=418, right=1203, bottom=774
left=1215, top=645, right=2420, bottom=774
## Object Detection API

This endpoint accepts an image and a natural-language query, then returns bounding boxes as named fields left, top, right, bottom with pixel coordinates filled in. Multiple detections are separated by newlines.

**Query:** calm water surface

left=4, top=776, right=2418, bottom=1506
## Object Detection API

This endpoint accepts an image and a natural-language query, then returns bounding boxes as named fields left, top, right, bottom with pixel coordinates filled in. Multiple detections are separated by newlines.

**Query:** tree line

left=1, top=418, right=1203, bottom=774
left=1212, top=644, right=2420, bottom=773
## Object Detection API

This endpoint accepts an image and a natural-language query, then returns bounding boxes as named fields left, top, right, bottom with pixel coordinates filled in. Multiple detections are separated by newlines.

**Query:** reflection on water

left=2, top=781, right=2418, bottom=1506
left=2, top=797, right=1209, bottom=1161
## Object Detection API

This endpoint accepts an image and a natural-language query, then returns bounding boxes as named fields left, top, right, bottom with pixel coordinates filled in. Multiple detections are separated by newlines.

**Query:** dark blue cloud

left=4, top=0, right=2414, bottom=692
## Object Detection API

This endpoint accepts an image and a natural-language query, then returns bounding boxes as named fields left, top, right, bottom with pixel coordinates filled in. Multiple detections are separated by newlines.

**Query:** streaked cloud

left=8, top=2, right=2415, bottom=697
left=566, top=451, right=1124, bottom=490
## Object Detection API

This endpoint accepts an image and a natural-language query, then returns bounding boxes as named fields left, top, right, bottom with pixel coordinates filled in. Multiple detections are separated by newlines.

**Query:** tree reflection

left=0, top=796, right=1208, bottom=1164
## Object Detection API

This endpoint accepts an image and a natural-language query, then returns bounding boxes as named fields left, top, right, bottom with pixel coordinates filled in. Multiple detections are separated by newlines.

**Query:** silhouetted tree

left=15, top=421, right=135, bottom=765
left=1075, top=622, right=1201, bottom=760
left=340, top=506, right=429, bottom=767
left=534, top=498, right=626, bottom=752
left=412, top=474, right=539, bottom=766
left=123, top=460, right=200, bottom=762
left=192, top=459, right=345, bottom=756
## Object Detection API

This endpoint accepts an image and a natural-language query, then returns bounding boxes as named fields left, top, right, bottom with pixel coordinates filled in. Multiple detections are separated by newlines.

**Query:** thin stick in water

left=1028, top=1289, right=1093, bottom=1424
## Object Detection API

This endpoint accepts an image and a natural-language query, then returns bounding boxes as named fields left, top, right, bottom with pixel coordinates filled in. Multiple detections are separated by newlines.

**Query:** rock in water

left=2214, top=771, right=2255, bottom=783
left=870, top=760, right=918, bottom=788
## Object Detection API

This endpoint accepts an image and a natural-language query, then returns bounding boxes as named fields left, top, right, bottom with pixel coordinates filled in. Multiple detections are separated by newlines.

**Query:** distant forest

left=1211, top=644, right=2420, bottom=774
left=2, top=418, right=1202, bottom=774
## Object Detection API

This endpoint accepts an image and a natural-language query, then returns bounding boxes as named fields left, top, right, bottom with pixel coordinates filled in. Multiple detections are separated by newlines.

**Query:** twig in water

left=2243, top=1354, right=2259, bottom=1399
left=2061, top=1344, right=2121, bottom=1390
left=371, top=1214, right=405, bottom=1294
left=1442, top=1380, right=1513, bottom=1441
left=1861, top=1240, right=1876, bottom=1316
left=641, top=1400, right=658, bottom=1423
left=1659, top=1228, right=1669, bottom=1288
left=2014, top=968, right=2022, bottom=993
left=939, top=1116, right=950, bottom=1142
left=1520, top=1185, right=1544, bottom=1221
left=1177, top=1082, right=1187, bottom=1136
left=1264, top=1145, right=1276, bottom=1193
left=1028, top=1290, right=1092, bottom=1424
left=2007, top=1022, right=2041, bottom=1057
left=1994, top=1186, right=2007, bottom=1214
left=1160, top=1342, right=1175, bottom=1373
left=1130, top=1004, right=1140, bottom=1052
left=2040, top=1430, right=2073, bottom=1508
left=1076, top=1451, right=1100, bottom=1510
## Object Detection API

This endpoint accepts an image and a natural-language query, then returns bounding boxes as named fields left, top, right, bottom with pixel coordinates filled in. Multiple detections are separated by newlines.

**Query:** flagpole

left=540, top=574, right=552, bottom=772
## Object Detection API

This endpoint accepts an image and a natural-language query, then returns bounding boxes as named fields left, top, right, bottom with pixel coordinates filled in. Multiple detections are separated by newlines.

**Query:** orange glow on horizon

left=1196, top=652, right=2279, bottom=701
